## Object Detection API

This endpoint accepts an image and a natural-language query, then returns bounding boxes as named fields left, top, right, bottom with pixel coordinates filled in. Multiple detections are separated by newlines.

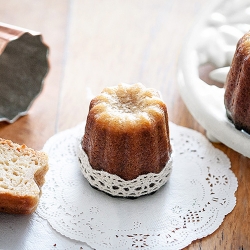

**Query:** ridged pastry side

left=224, top=31, right=250, bottom=133
left=82, top=83, right=172, bottom=181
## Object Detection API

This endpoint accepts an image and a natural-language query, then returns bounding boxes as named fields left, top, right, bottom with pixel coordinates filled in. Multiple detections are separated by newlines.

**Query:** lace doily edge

left=78, top=145, right=174, bottom=198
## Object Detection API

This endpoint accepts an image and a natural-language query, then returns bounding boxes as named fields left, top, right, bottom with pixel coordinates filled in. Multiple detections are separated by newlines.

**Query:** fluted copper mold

left=0, top=22, right=49, bottom=123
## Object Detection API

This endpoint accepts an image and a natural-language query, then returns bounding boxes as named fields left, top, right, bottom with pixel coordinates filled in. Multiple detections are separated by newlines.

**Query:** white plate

left=178, top=0, right=250, bottom=158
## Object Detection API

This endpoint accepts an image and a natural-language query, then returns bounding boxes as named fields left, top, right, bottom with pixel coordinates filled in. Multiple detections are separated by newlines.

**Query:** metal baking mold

left=0, top=22, right=49, bottom=123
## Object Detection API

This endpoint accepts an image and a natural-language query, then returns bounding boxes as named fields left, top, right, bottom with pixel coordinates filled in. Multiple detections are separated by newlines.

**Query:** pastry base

left=78, top=145, right=173, bottom=198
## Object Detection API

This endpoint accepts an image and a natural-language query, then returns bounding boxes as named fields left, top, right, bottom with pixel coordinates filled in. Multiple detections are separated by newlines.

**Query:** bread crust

left=0, top=138, right=49, bottom=214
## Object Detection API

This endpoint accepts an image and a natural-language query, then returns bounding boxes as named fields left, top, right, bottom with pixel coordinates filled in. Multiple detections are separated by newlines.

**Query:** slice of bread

left=0, top=138, right=49, bottom=214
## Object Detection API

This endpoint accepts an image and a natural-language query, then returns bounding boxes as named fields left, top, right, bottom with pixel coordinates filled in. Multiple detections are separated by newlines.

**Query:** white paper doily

left=37, top=122, right=237, bottom=250
left=0, top=212, right=89, bottom=250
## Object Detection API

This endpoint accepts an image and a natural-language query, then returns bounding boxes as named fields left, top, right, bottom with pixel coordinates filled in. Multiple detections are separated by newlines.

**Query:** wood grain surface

left=0, top=0, right=249, bottom=249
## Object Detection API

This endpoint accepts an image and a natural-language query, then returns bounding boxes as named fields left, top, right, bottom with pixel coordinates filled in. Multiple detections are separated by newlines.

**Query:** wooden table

left=0, top=0, right=249, bottom=249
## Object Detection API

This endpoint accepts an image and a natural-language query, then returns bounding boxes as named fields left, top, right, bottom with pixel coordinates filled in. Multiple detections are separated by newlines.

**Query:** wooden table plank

left=57, top=0, right=208, bottom=131
left=0, top=0, right=249, bottom=249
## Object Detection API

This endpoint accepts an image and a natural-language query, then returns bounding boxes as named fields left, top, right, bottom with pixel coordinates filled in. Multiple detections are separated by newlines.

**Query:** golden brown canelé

left=224, top=31, right=250, bottom=134
left=82, top=83, right=172, bottom=181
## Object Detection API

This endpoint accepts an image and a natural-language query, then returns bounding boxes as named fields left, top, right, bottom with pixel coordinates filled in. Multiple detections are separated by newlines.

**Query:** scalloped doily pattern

left=37, top=122, right=238, bottom=250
